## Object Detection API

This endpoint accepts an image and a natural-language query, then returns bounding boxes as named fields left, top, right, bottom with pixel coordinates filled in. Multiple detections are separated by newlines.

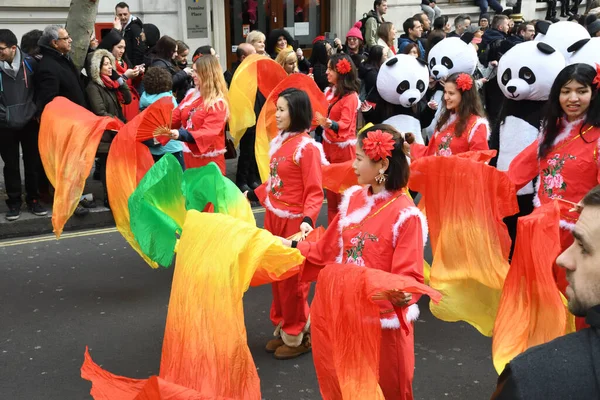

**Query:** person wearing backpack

left=363, top=0, right=388, bottom=48
left=0, top=29, right=47, bottom=221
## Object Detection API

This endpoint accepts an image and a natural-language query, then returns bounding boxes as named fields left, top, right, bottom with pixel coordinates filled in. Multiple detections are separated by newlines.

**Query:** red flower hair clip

left=456, top=73, right=473, bottom=92
left=362, top=130, right=396, bottom=161
left=336, top=58, right=352, bottom=75
left=593, top=63, right=600, bottom=90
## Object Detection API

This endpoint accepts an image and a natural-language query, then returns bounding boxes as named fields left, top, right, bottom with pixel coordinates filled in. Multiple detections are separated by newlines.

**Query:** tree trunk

left=65, top=0, right=99, bottom=71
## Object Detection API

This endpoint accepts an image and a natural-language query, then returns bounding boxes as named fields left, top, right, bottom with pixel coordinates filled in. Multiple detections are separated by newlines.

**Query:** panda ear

left=385, top=57, right=399, bottom=67
left=460, top=32, right=474, bottom=45
left=537, top=42, right=556, bottom=55
left=567, top=38, right=590, bottom=53
left=416, top=57, right=427, bottom=68
left=536, top=21, right=550, bottom=35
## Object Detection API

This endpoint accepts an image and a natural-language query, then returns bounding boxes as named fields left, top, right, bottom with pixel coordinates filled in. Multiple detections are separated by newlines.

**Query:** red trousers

left=183, top=152, right=225, bottom=174
left=323, top=141, right=355, bottom=225
left=264, top=210, right=310, bottom=336
left=379, top=325, right=415, bottom=400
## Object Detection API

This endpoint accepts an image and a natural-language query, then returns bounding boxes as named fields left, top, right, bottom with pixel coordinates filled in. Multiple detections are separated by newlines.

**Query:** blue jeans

left=477, top=0, right=503, bottom=15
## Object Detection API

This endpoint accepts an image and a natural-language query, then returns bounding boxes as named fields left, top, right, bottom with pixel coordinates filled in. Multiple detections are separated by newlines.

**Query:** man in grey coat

left=491, top=185, right=600, bottom=399
left=364, top=0, right=387, bottom=48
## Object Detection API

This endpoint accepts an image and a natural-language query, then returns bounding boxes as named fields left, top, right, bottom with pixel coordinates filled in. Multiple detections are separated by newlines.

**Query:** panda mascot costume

left=375, top=54, right=431, bottom=144
left=424, top=36, right=478, bottom=139
left=566, top=36, right=600, bottom=66
left=492, top=40, right=566, bottom=256
left=534, top=20, right=590, bottom=60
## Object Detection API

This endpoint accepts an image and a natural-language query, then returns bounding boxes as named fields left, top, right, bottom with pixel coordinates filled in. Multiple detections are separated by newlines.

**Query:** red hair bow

left=336, top=58, right=352, bottom=75
left=593, top=63, right=600, bottom=90
left=456, top=73, right=473, bottom=92
left=362, top=130, right=395, bottom=161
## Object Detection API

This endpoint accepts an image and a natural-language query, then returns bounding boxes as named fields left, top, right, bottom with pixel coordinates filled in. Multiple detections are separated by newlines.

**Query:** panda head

left=427, top=37, right=477, bottom=81
left=497, top=41, right=565, bottom=101
left=535, top=20, right=590, bottom=60
left=376, top=54, right=429, bottom=108
left=567, top=37, right=600, bottom=67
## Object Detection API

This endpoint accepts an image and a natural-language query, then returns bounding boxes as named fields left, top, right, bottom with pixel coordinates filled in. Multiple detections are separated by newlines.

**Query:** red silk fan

left=136, top=96, right=174, bottom=145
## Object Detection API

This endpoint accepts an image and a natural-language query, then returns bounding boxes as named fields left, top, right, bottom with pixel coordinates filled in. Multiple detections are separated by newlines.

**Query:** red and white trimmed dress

left=410, top=113, right=490, bottom=159
left=171, top=91, right=228, bottom=172
left=254, top=131, right=328, bottom=344
left=297, top=185, right=427, bottom=400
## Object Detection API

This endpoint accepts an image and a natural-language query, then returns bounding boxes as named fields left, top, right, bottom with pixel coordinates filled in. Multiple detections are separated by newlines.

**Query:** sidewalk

left=0, top=155, right=240, bottom=240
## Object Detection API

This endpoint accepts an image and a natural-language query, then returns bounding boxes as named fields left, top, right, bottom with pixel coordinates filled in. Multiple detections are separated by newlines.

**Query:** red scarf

left=100, top=74, right=124, bottom=104
left=116, top=59, right=141, bottom=97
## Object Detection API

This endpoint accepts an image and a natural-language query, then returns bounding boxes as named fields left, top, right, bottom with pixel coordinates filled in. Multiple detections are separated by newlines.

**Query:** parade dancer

left=247, top=88, right=327, bottom=359
left=284, top=124, right=427, bottom=399
left=170, top=54, right=229, bottom=172
left=315, top=53, right=360, bottom=224
left=408, top=73, right=489, bottom=158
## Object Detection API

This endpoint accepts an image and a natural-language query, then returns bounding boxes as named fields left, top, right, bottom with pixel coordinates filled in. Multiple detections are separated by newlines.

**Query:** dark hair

left=492, top=15, right=508, bottom=30
left=401, top=42, right=421, bottom=58
left=309, top=41, right=329, bottom=66
left=328, top=53, right=360, bottom=98
left=403, top=18, right=418, bottom=35
left=97, top=28, right=130, bottom=66
left=413, top=13, right=426, bottom=25
left=152, top=35, right=177, bottom=60
left=20, top=29, right=42, bottom=56
left=143, top=24, right=161, bottom=49
left=115, top=2, right=129, bottom=10
left=582, top=185, right=600, bottom=207
left=373, top=0, right=384, bottom=9
left=358, top=124, right=410, bottom=191
left=365, top=45, right=385, bottom=68
left=143, top=67, right=173, bottom=94
left=192, top=45, right=214, bottom=61
left=436, top=72, right=486, bottom=137
left=177, top=40, right=189, bottom=56
left=454, top=14, right=471, bottom=27
left=277, top=88, right=313, bottom=133
left=266, top=29, right=294, bottom=56
left=0, top=29, right=18, bottom=47
left=433, top=15, right=448, bottom=31
left=539, top=63, right=600, bottom=158
left=426, top=30, right=446, bottom=57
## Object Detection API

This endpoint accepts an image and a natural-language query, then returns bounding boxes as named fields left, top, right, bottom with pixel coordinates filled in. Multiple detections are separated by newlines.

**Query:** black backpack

left=358, top=13, right=375, bottom=43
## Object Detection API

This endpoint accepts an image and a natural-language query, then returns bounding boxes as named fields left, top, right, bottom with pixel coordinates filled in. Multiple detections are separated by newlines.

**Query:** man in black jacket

left=115, top=2, right=145, bottom=67
left=35, top=25, right=88, bottom=112
left=492, top=185, right=600, bottom=399
left=0, top=29, right=47, bottom=220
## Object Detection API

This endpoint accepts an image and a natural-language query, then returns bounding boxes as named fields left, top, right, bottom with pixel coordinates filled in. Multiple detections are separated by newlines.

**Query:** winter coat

left=85, top=49, right=131, bottom=122
left=377, top=38, right=395, bottom=60
left=35, top=45, right=88, bottom=113
left=148, top=57, right=192, bottom=103
left=0, top=47, right=37, bottom=129
left=397, top=34, right=426, bottom=58
left=122, top=16, right=146, bottom=67
left=364, top=10, right=385, bottom=48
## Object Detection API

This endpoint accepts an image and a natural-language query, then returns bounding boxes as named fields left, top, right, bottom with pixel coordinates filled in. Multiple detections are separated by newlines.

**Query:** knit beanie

left=588, top=20, right=600, bottom=37
left=346, top=21, right=364, bottom=41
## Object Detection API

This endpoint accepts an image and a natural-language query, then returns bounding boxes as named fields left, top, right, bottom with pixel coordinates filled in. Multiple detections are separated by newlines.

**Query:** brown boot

left=274, top=334, right=311, bottom=360
left=265, top=338, right=284, bottom=353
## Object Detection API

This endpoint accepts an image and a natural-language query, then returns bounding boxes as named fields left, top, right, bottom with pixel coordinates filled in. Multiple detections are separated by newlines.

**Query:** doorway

left=225, top=0, right=330, bottom=69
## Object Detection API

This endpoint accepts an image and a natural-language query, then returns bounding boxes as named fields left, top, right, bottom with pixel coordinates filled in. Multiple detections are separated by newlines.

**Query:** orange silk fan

left=135, top=96, right=174, bottom=145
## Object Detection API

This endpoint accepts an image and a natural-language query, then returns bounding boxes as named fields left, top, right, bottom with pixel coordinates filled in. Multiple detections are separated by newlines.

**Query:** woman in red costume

left=283, top=124, right=427, bottom=399
left=170, top=54, right=229, bottom=172
left=315, top=53, right=360, bottom=224
left=509, top=63, right=600, bottom=297
left=246, top=88, right=328, bottom=360
left=408, top=73, right=489, bottom=158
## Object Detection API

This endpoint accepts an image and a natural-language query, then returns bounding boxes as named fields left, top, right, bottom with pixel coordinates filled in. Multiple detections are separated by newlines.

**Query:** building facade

left=0, top=0, right=580, bottom=69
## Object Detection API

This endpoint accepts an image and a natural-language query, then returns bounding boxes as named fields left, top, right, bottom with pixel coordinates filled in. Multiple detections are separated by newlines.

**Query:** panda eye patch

left=429, top=58, right=436, bottom=69
left=501, top=69, right=512, bottom=85
left=441, top=56, right=454, bottom=69
left=397, top=80, right=410, bottom=94
left=519, top=67, right=536, bottom=84
left=416, top=80, right=425, bottom=92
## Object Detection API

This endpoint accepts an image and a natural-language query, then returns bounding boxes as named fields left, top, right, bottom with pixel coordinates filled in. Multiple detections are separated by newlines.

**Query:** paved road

left=0, top=206, right=497, bottom=400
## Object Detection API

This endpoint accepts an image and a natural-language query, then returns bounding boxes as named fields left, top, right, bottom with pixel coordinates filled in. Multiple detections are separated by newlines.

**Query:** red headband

left=362, top=130, right=395, bottom=161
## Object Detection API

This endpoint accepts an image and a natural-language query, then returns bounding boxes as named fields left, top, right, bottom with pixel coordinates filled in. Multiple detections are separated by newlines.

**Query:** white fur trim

left=269, top=131, right=301, bottom=158
left=380, top=305, right=420, bottom=330
left=178, top=90, right=201, bottom=109
left=181, top=145, right=226, bottom=158
left=497, top=116, right=538, bottom=195
left=436, top=112, right=458, bottom=135
left=560, top=219, right=576, bottom=231
left=406, top=303, right=420, bottom=322
left=532, top=176, right=542, bottom=208
left=380, top=316, right=401, bottom=330
left=263, top=195, right=303, bottom=219
left=322, top=135, right=358, bottom=148
left=294, top=137, right=330, bottom=166
left=540, top=116, right=586, bottom=153
left=391, top=207, right=428, bottom=247
left=468, top=117, right=490, bottom=143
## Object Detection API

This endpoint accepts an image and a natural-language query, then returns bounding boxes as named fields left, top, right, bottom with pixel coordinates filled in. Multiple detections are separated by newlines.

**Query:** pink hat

left=346, top=21, right=364, bottom=41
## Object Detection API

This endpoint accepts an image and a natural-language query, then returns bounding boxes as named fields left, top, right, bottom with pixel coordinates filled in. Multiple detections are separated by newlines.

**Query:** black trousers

left=235, top=126, right=260, bottom=186
left=0, top=120, right=41, bottom=207
left=504, top=192, right=535, bottom=262
left=546, top=0, right=557, bottom=18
